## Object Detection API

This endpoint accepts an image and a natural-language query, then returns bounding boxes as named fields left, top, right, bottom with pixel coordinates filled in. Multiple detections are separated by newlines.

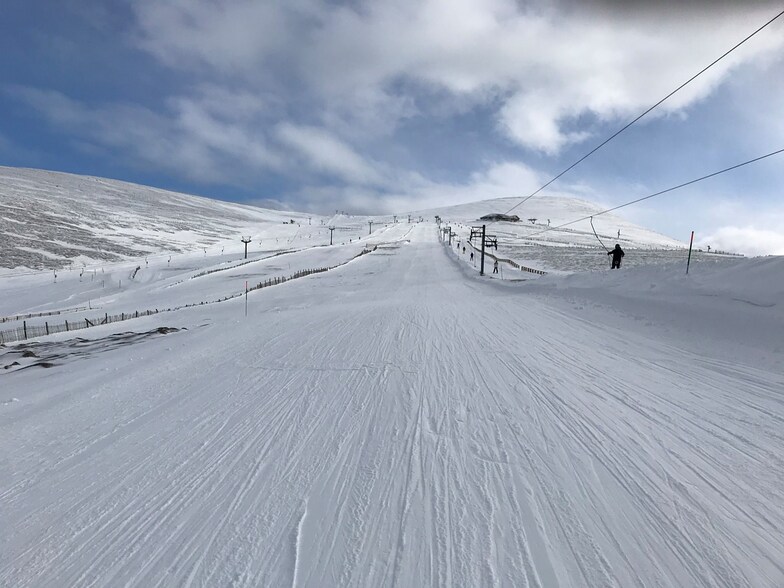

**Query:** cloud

left=7, top=0, right=783, bottom=255
left=129, top=0, right=784, bottom=153
left=5, top=84, right=283, bottom=185
left=695, top=196, right=784, bottom=256
left=276, top=123, right=385, bottom=186
left=288, top=160, right=546, bottom=215
left=701, top=226, right=784, bottom=256
left=131, top=0, right=299, bottom=74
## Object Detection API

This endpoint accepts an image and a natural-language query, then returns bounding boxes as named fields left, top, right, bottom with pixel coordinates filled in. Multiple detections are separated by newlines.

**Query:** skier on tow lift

left=608, top=244, right=625, bottom=269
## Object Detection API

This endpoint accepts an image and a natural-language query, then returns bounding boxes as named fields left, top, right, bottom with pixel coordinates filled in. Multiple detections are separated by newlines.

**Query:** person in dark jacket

left=608, top=244, right=624, bottom=269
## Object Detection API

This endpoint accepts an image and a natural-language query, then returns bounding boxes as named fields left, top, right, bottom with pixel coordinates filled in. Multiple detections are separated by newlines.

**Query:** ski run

left=2, top=222, right=783, bottom=587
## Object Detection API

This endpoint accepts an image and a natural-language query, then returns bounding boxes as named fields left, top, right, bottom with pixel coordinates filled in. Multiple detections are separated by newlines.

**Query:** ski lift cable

left=590, top=216, right=611, bottom=252
left=492, top=7, right=784, bottom=221
left=524, top=147, right=784, bottom=239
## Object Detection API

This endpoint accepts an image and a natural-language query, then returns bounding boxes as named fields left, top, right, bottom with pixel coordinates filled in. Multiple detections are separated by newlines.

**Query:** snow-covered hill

left=0, top=166, right=317, bottom=271
left=413, top=195, right=686, bottom=250
left=1, top=166, right=691, bottom=273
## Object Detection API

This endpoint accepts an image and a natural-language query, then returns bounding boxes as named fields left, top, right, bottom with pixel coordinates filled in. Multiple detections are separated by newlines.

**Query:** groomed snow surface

left=2, top=223, right=783, bottom=587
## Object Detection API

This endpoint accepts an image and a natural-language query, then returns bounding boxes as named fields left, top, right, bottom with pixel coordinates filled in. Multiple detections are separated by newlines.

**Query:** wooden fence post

left=46, top=322, right=49, bottom=335
left=23, top=321, right=27, bottom=339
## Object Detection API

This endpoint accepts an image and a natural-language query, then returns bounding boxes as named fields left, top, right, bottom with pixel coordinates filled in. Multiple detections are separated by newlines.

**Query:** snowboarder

left=493, top=260, right=499, bottom=274
left=608, top=244, right=625, bottom=269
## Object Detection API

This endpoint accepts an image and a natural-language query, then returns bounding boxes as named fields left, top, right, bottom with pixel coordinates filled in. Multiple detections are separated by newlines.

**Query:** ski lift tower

left=241, top=236, right=252, bottom=259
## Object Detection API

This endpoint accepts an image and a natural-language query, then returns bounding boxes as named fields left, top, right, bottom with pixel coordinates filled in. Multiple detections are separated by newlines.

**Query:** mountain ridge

left=1, top=165, right=684, bottom=271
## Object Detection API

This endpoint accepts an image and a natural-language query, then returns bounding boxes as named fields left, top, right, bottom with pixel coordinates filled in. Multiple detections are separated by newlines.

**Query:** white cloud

left=131, top=0, right=300, bottom=74
left=9, top=0, right=784, bottom=249
left=701, top=226, right=784, bottom=256
left=276, top=123, right=385, bottom=186
left=290, top=160, right=546, bottom=214
left=5, top=85, right=283, bottom=184
left=697, top=196, right=784, bottom=256
left=130, top=0, right=784, bottom=152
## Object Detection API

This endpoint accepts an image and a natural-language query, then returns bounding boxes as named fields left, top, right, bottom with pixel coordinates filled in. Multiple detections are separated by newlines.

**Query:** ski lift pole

left=480, top=225, right=486, bottom=276
left=686, top=231, right=695, bottom=275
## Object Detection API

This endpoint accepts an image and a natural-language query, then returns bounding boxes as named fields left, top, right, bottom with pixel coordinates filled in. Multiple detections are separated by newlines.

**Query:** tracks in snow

left=2, top=225, right=783, bottom=586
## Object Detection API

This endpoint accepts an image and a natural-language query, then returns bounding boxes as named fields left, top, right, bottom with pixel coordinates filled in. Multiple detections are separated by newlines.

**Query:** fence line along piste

left=0, top=245, right=379, bottom=345
left=1, top=261, right=361, bottom=344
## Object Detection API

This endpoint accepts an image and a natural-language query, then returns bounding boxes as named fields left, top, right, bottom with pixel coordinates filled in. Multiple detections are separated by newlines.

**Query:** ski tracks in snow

left=2, top=224, right=783, bottom=586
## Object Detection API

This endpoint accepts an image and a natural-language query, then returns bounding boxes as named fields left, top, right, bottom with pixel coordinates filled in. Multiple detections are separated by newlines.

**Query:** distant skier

left=493, top=260, right=499, bottom=274
left=617, top=229, right=621, bottom=239
left=608, top=244, right=625, bottom=269
left=462, top=246, right=466, bottom=254
left=470, top=252, right=474, bottom=262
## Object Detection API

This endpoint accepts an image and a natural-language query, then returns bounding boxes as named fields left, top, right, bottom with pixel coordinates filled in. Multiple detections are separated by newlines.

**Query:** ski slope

left=0, top=166, right=380, bottom=273
left=2, top=223, right=783, bottom=587
left=1, top=166, right=693, bottom=277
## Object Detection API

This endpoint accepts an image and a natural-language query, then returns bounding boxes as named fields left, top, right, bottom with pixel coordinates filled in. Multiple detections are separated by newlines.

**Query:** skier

left=470, top=251, right=474, bottom=262
left=493, top=260, right=499, bottom=274
left=463, top=246, right=466, bottom=254
left=608, top=244, right=625, bottom=269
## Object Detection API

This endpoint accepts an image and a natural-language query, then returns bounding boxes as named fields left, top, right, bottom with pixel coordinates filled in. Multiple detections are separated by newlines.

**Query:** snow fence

left=462, top=239, right=547, bottom=275
left=0, top=310, right=161, bottom=344
left=0, top=249, right=376, bottom=345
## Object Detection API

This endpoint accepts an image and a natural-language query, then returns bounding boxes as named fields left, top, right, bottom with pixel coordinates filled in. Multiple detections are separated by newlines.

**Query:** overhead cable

left=524, top=147, right=784, bottom=238
left=498, top=7, right=784, bottom=218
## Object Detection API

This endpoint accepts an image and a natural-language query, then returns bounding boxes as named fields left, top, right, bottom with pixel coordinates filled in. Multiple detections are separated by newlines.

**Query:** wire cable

left=497, top=7, right=784, bottom=219
left=524, top=147, right=784, bottom=239
left=590, top=216, right=611, bottom=251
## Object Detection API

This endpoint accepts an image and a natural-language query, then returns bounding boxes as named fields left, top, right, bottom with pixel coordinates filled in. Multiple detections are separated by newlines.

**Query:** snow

left=1, top=170, right=784, bottom=586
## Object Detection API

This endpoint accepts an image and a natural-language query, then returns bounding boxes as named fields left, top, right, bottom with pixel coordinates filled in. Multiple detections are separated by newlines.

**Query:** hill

left=0, top=166, right=311, bottom=270
left=2, top=166, right=689, bottom=273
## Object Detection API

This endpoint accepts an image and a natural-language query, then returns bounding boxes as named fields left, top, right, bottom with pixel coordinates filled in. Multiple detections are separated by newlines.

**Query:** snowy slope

left=0, top=166, right=321, bottom=271
left=2, top=222, right=783, bottom=587
left=413, top=195, right=686, bottom=249
left=2, top=167, right=694, bottom=276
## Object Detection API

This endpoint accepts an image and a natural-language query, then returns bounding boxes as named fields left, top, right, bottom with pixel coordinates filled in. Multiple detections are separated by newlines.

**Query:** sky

left=1, top=0, right=783, bottom=255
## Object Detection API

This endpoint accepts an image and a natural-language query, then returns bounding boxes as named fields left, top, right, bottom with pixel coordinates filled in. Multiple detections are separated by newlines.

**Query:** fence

left=0, top=310, right=160, bottom=345
left=462, top=240, right=547, bottom=275
left=0, top=250, right=375, bottom=345
left=1, top=307, right=87, bottom=324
